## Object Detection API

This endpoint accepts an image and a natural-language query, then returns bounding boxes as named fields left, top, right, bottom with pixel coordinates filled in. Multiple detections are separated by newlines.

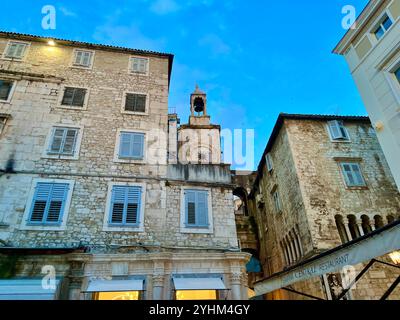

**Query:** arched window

left=361, top=215, right=372, bottom=235
left=374, top=215, right=384, bottom=229
left=335, top=215, right=349, bottom=243
left=347, top=215, right=360, bottom=240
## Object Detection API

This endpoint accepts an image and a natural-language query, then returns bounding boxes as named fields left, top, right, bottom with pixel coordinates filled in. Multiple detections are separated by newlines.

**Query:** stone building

left=0, top=31, right=250, bottom=300
left=237, top=113, right=400, bottom=300
left=334, top=0, right=400, bottom=191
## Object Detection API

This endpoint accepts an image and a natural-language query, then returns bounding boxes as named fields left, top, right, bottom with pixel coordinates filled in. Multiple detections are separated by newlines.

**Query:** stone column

left=230, top=273, right=242, bottom=300
left=68, top=260, right=86, bottom=300
left=357, top=222, right=365, bottom=237
left=152, top=275, right=165, bottom=300
left=344, top=220, right=353, bottom=241
left=240, top=273, right=249, bottom=300
left=291, top=233, right=301, bottom=259
left=289, top=238, right=297, bottom=262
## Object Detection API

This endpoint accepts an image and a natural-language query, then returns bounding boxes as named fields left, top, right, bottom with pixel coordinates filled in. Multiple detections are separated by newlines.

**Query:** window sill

left=70, top=65, right=93, bottom=70
left=1, top=57, right=24, bottom=62
left=113, top=158, right=146, bottom=164
left=180, top=227, right=213, bottom=234
left=57, top=105, right=87, bottom=111
left=344, top=186, right=369, bottom=191
left=121, top=111, right=148, bottom=116
left=42, top=154, right=80, bottom=161
left=129, top=71, right=149, bottom=76
left=102, top=225, right=144, bottom=232
left=19, top=224, right=67, bottom=231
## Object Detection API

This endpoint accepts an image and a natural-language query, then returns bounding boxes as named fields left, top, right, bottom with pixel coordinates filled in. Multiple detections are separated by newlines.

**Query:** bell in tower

left=189, top=85, right=210, bottom=126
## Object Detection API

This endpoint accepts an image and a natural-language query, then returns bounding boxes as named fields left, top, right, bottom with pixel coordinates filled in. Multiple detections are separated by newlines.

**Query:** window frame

left=372, top=14, right=393, bottom=41
left=113, top=129, right=147, bottom=164
left=43, top=124, right=84, bottom=160
left=103, top=182, right=146, bottom=232
left=121, top=91, right=149, bottom=115
left=327, top=120, right=351, bottom=142
left=0, top=79, right=17, bottom=103
left=71, top=48, right=95, bottom=69
left=58, top=85, right=90, bottom=110
left=272, top=190, right=282, bottom=214
left=20, top=178, right=75, bottom=231
left=129, top=56, right=149, bottom=76
left=2, top=40, right=30, bottom=61
left=339, top=162, right=367, bottom=188
left=180, top=187, right=213, bottom=234
left=265, top=153, right=273, bottom=172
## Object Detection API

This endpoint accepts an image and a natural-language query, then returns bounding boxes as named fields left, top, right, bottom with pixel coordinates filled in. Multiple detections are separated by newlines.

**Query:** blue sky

left=0, top=0, right=369, bottom=170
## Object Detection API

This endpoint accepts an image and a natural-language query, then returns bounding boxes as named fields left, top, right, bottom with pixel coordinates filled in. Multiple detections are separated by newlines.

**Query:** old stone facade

left=0, top=32, right=250, bottom=300
left=235, top=114, right=400, bottom=300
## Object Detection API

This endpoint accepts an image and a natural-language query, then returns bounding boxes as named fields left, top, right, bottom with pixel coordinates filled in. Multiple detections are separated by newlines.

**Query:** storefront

left=172, top=276, right=227, bottom=300
left=83, top=279, right=145, bottom=300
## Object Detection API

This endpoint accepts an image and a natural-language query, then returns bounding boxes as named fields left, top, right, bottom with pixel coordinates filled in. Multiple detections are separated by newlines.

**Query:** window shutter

left=75, top=51, right=83, bottom=65
left=132, top=133, right=144, bottom=158
left=62, top=88, right=75, bottom=106
left=266, top=153, right=273, bottom=172
left=6, top=44, right=17, bottom=57
left=50, top=128, right=66, bottom=153
left=125, top=94, right=146, bottom=112
left=15, top=44, right=25, bottom=58
left=46, top=184, right=68, bottom=223
left=62, top=129, right=78, bottom=155
left=328, top=120, right=342, bottom=140
left=72, top=88, right=86, bottom=107
left=196, top=191, right=208, bottom=226
left=136, top=95, right=146, bottom=112
left=110, top=187, right=126, bottom=224
left=30, top=183, right=52, bottom=222
left=0, top=81, right=13, bottom=100
left=126, top=187, right=141, bottom=225
left=185, top=191, right=196, bottom=225
left=82, top=52, right=91, bottom=66
left=351, top=164, right=365, bottom=186
left=119, top=132, right=133, bottom=158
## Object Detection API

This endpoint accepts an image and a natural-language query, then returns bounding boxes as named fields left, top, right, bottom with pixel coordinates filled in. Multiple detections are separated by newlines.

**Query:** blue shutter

left=132, top=133, right=144, bottom=159
left=49, top=128, right=66, bottom=154
left=29, top=183, right=52, bottom=223
left=351, top=164, right=365, bottom=186
left=29, top=183, right=68, bottom=225
left=109, top=186, right=141, bottom=226
left=45, top=184, right=69, bottom=223
left=119, top=133, right=133, bottom=158
left=126, top=187, right=141, bottom=225
left=110, top=186, right=125, bottom=224
left=196, top=191, right=208, bottom=226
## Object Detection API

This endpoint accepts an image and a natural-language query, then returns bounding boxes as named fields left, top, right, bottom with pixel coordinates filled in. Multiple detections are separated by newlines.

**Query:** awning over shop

left=173, top=277, right=226, bottom=290
left=84, top=279, right=144, bottom=293
left=0, top=279, right=61, bottom=300
left=255, top=220, right=400, bottom=296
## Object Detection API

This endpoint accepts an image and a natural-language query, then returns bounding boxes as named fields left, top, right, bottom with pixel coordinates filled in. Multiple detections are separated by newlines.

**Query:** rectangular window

left=4, top=42, right=28, bottom=59
left=374, top=15, right=393, bottom=40
left=130, top=57, right=148, bottom=74
left=272, top=191, right=282, bottom=213
left=266, top=153, right=273, bottom=172
left=340, top=163, right=366, bottom=187
left=328, top=120, right=350, bottom=141
left=48, top=127, right=79, bottom=156
left=118, top=132, right=145, bottom=159
left=395, top=66, right=400, bottom=84
left=125, top=93, right=146, bottom=113
left=73, top=50, right=93, bottom=67
left=0, top=80, right=14, bottom=101
left=109, top=186, right=142, bottom=226
left=185, top=190, right=209, bottom=228
left=61, top=87, right=87, bottom=107
left=28, top=183, right=69, bottom=225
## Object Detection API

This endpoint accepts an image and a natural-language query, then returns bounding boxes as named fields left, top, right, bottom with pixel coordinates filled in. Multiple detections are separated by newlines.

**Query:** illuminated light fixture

left=47, top=40, right=56, bottom=46
left=389, top=251, right=400, bottom=265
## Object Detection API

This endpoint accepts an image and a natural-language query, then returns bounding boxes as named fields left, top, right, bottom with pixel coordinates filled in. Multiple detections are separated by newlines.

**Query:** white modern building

left=334, top=0, right=400, bottom=190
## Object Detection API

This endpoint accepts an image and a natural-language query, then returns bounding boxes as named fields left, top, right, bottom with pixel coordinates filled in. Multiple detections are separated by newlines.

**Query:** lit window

left=95, top=291, right=140, bottom=300
left=48, top=127, right=79, bottom=156
left=124, top=93, right=146, bottom=113
left=176, top=290, right=217, bottom=300
left=0, top=80, right=14, bottom=101
left=118, top=132, right=145, bottom=159
left=266, top=153, right=273, bottom=172
left=374, top=15, right=393, bottom=40
left=61, top=87, right=87, bottom=107
left=340, top=162, right=366, bottom=187
left=395, top=66, right=400, bottom=84
left=73, top=50, right=93, bottom=67
left=272, top=191, right=282, bottom=213
left=28, top=183, right=70, bottom=225
left=328, top=120, right=350, bottom=141
left=130, top=57, right=148, bottom=74
left=184, top=190, right=209, bottom=228
left=108, top=185, right=142, bottom=227
left=4, top=42, right=28, bottom=59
